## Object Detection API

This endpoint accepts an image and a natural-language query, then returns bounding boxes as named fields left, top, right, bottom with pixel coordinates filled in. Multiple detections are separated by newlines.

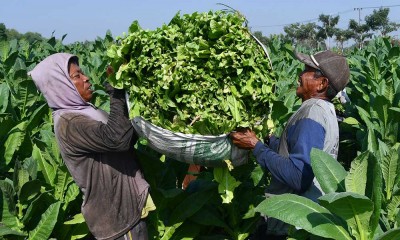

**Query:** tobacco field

left=1, top=10, right=400, bottom=240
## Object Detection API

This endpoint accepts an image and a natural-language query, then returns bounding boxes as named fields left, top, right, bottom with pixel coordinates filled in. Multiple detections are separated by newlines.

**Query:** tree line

left=0, top=23, right=46, bottom=43
left=253, top=7, right=400, bottom=51
left=2, top=7, right=399, bottom=51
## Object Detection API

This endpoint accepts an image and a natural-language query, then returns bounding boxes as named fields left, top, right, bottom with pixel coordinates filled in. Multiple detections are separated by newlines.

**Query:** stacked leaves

left=107, top=10, right=275, bottom=135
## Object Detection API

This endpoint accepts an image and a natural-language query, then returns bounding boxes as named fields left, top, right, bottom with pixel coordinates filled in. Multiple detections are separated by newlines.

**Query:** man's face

left=69, top=63, right=93, bottom=102
left=296, top=65, right=325, bottom=100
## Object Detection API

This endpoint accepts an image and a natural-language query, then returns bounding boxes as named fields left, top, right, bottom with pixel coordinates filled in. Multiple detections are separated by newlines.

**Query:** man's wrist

left=250, top=138, right=259, bottom=149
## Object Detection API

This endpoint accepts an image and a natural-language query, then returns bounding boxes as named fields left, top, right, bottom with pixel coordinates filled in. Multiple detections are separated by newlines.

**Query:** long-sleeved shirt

left=253, top=117, right=325, bottom=193
left=55, top=92, right=149, bottom=240
left=29, top=53, right=150, bottom=240
left=252, top=98, right=339, bottom=235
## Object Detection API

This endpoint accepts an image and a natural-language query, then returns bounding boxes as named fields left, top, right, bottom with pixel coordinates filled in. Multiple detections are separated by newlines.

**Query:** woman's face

left=69, top=62, right=93, bottom=102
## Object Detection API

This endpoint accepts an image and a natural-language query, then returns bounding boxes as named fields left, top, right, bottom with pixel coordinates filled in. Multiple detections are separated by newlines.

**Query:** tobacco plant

left=107, top=10, right=275, bottom=136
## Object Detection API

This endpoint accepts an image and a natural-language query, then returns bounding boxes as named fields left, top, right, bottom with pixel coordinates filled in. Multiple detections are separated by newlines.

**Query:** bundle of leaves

left=107, top=10, right=275, bottom=135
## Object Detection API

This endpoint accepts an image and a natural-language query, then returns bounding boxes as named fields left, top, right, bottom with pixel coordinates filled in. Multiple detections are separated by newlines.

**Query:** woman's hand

left=106, top=65, right=114, bottom=77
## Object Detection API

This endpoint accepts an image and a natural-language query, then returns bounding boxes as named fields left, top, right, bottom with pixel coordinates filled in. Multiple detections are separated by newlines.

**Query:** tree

left=5, top=28, right=22, bottom=40
left=23, top=31, right=43, bottom=43
left=334, top=29, right=354, bottom=52
left=252, top=31, right=269, bottom=46
left=316, top=14, right=340, bottom=49
left=365, top=7, right=400, bottom=36
left=284, top=23, right=300, bottom=43
left=0, top=23, right=7, bottom=41
left=348, top=19, right=371, bottom=49
left=284, top=22, right=320, bottom=49
left=0, top=24, right=45, bottom=43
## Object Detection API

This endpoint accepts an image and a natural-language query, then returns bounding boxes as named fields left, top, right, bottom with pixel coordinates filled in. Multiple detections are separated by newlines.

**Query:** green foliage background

left=0, top=10, right=400, bottom=240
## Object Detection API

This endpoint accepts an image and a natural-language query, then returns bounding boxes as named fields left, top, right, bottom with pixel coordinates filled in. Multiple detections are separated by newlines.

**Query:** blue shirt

left=253, top=98, right=339, bottom=196
left=253, top=118, right=325, bottom=192
left=252, top=98, right=339, bottom=235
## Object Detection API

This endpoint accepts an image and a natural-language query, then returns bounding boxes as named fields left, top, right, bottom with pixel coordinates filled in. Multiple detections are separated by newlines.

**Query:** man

left=29, top=53, right=152, bottom=239
left=230, top=50, right=350, bottom=239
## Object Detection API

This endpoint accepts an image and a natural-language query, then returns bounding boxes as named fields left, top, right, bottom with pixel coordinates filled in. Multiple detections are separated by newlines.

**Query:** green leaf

left=168, top=221, right=201, bottom=240
left=255, top=194, right=352, bottom=240
left=0, top=179, right=18, bottom=228
left=388, top=46, right=400, bottom=61
left=0, top=82, right=10, bottom=113
left=271, top=100, right=289, bottom=122
left=387, top=195, right=400, bottom=223
left=22, top=192, right=55, bottom=226
left=319, top=192, right=373, bottom=240
left=0, top=40, right=11, bottom=62
left=65, top=223, right=90, bottom=240
left=28, top=201, right=61, bottom=240
left=49, top=136, right=62, bottom=164
left=381, top=144, right=400, bottom=200
left=4, top=121, right=28, bottom=166
left=190, top=205, right=230, bottom=229
left=356, top=106, right=378, bottom=152
left=0, top=117, right=16, bottom=151
left=213, top=167, right=241, bottom=203
left=366, top=152, right=382, bottom=237
left=242, top=204, right=257, bottom=219
left=159, top=188, right=184, bottom=199
left=368, top=54, right=380, bottom=81
left=19, top=180, right=41, bottom=204
left=372, top=96, right=390, bottom=137
left=27, top=103, right=49, bottom=132
left=0, top=225, right=26, bottom=237
left=345, top=151, right=369, bottom=195
left=168, top=188, right=214, bottom=224
left=23, top=157, right=38, bottom=180
left=250, top=164, right=264, bottom=186
left=14, top=160, right=30, bottom=196
left=54, top=166, right=69, bottom=201
left=3, top=48, right=18, bottom=71
left=32, top=144, right=56, bottom=185
left=15, top=80, right=38, bottom=118
left=63, top=182, right=80, bottom=204
left=226, top=95, right=242, bottom=123
left=12, top=57, right=27, bottom=79
left=343, top=117, right=359, bottom=125
left=310, top=148, right=347, bottom=193
left=160, top=222, right=183, bottom=240
left=390, top=107, right=400, bottom=113
left=375, top=228, right=400, bottom=240
left=64, top=213, right=86, bottom=225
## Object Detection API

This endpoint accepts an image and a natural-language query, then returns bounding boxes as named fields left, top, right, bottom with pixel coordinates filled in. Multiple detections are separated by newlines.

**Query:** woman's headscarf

left=28, top=53, right=108, bottom=128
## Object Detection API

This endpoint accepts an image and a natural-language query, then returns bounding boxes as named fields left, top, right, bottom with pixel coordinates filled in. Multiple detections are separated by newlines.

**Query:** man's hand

left=263, top=133, right=274, bottom=145
left=229, top=128, right=259, bottom=150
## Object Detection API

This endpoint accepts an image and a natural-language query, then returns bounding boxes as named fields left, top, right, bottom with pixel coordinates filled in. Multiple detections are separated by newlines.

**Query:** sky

left=2, top=0, right=400, bottom=44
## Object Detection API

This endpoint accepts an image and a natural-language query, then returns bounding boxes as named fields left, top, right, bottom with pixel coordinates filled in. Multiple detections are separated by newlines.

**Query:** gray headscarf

left=29, top=53, right=108, bottom=128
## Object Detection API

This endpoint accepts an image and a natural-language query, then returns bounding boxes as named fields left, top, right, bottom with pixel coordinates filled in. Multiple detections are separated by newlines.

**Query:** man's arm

left=267, top=135, right=279, bottom=152
left=253, top=118, right=325, bottom=193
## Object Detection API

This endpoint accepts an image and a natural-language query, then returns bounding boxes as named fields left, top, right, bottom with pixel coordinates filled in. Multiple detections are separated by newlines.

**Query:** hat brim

left=295, top=52, right=320, bottom=70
